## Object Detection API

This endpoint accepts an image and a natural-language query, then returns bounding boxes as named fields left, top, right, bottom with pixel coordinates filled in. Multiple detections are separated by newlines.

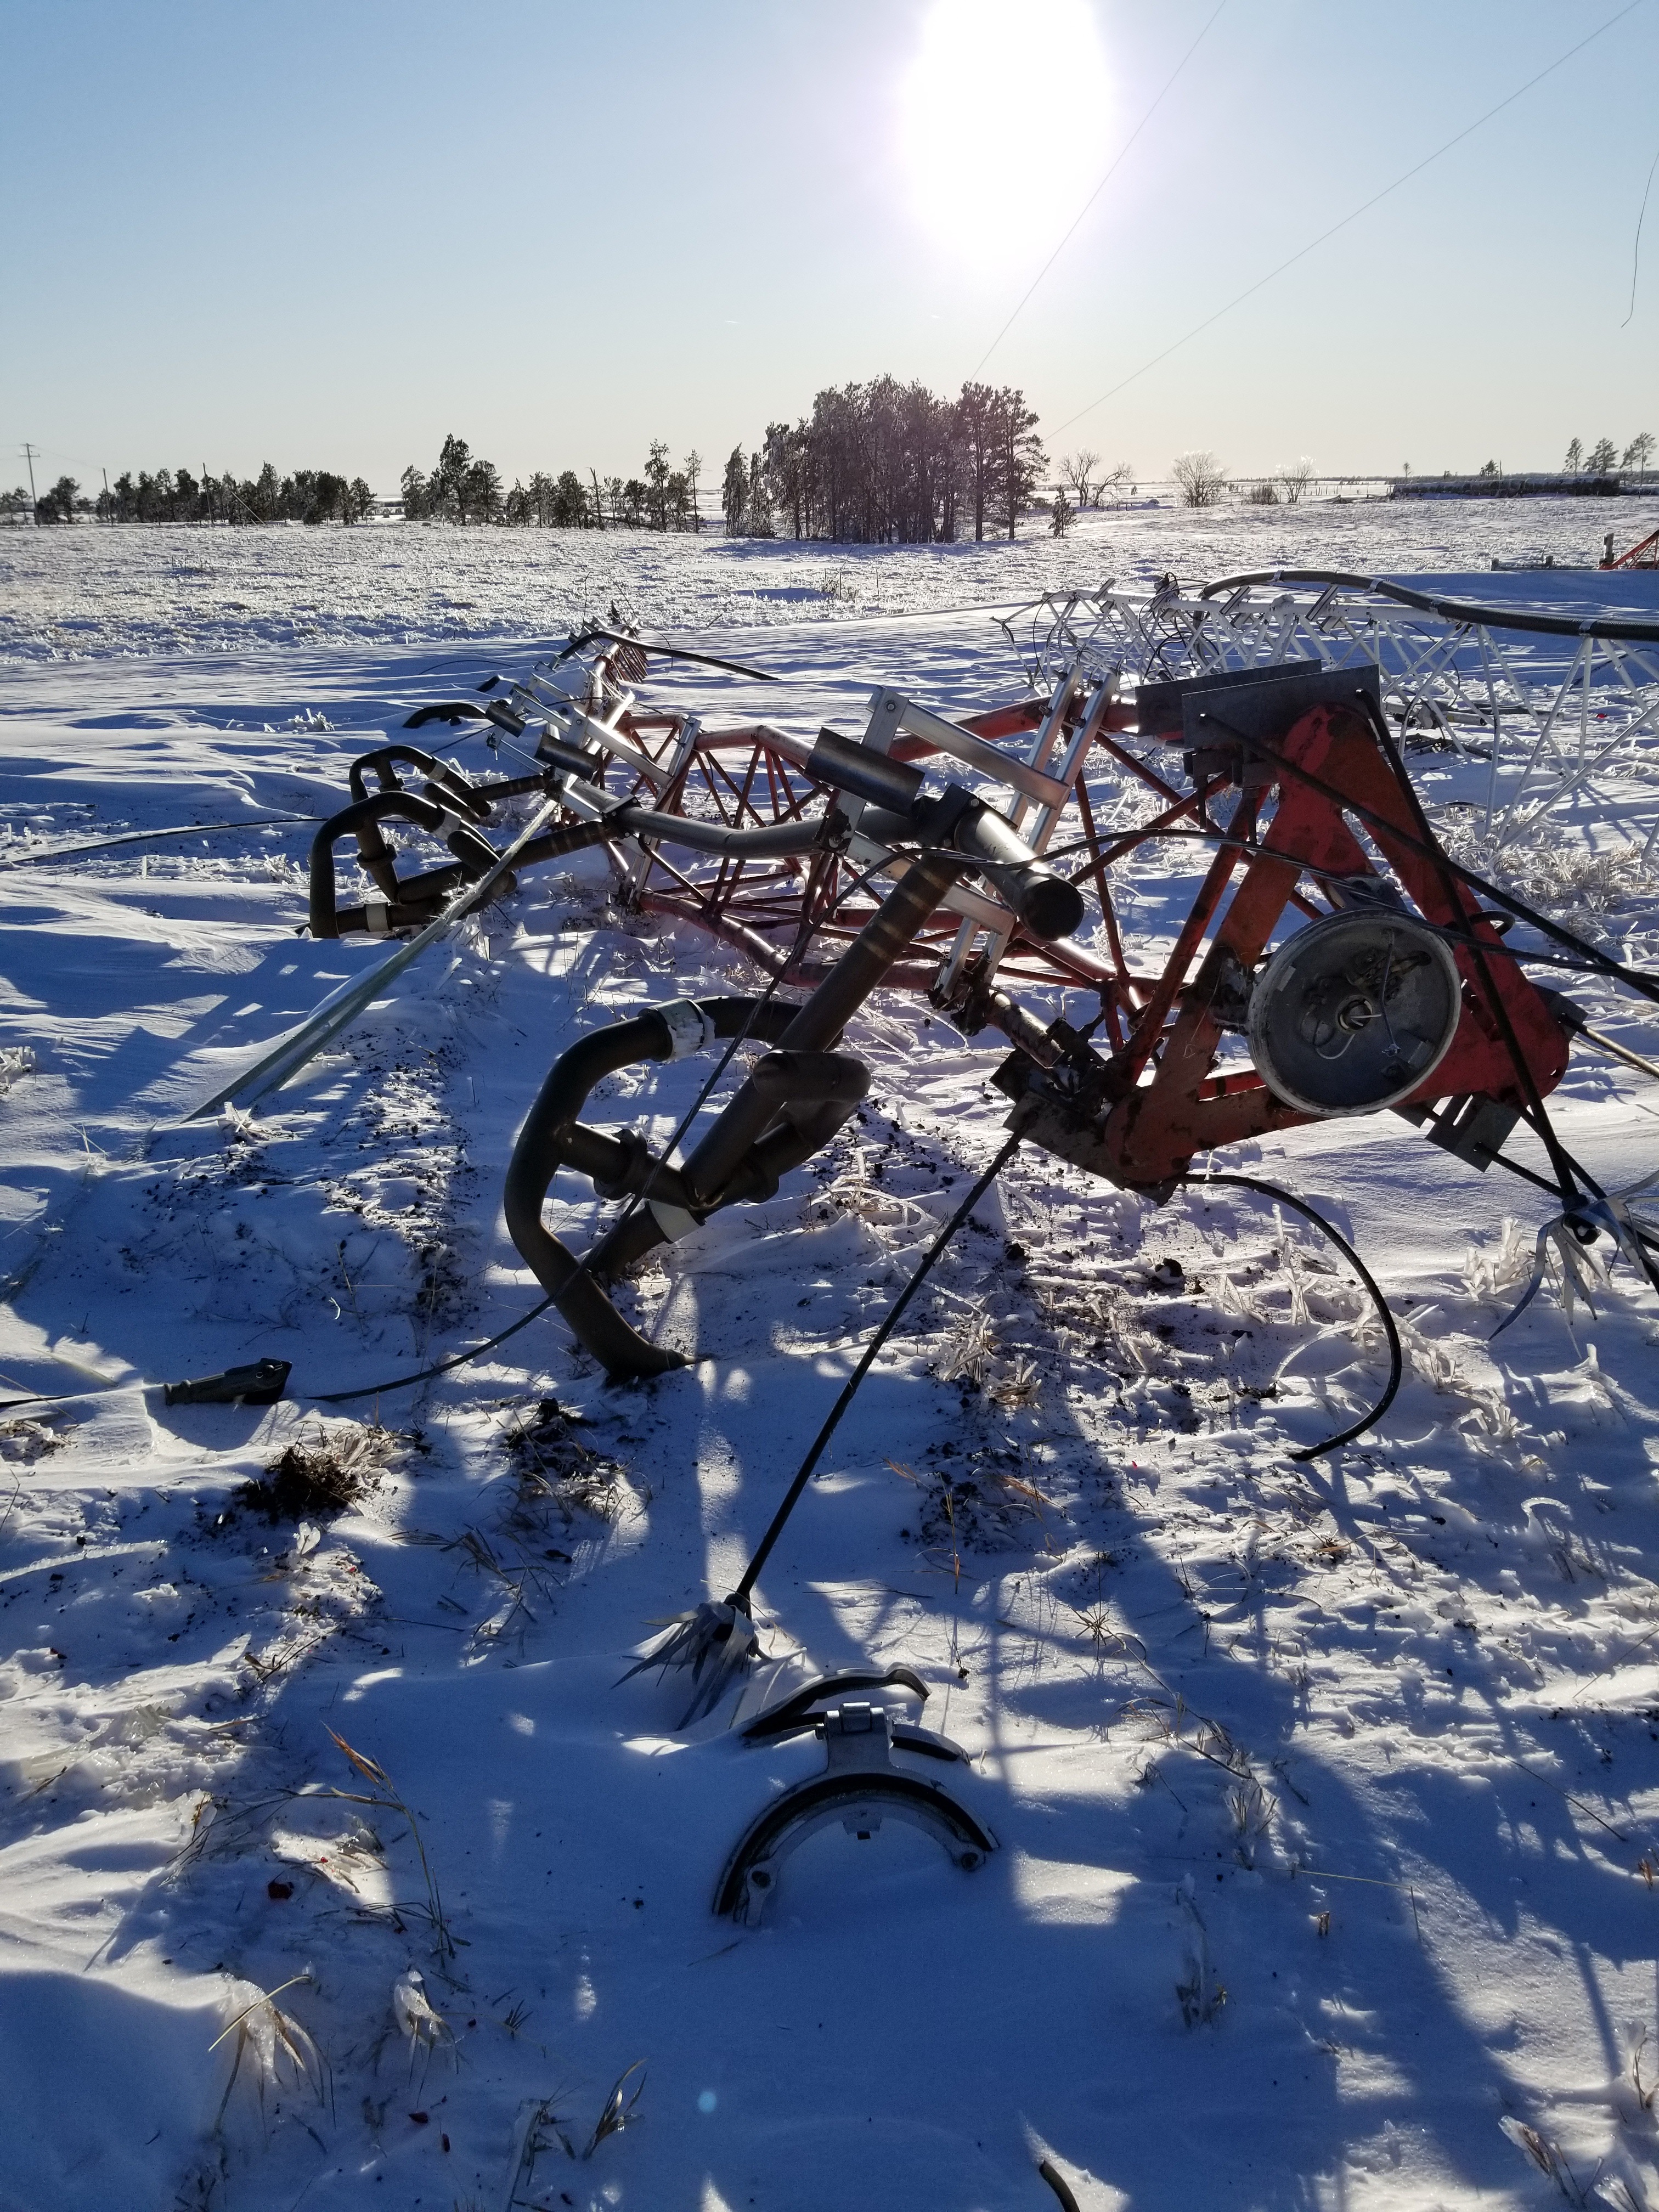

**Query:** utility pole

left=21, top=443, right=40, bottom=524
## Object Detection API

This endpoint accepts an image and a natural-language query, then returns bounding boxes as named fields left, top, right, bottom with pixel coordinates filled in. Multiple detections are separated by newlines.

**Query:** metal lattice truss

left=485, top=646, right=1121, bottom=1000
left=1002, top=571, right=1659, bottom=861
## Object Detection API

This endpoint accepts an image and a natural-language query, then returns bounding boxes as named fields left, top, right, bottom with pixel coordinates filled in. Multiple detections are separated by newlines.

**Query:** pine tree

left=990, top=386, right=1043, bottom=539
left=553, top=471, right=589, bottom=526
left=432, top=435, right=471, bottom=522
left=957, top=381, right=998, bottom=542
left=464, top=458, right=504, bottom=523
left=722, top=445, right=748, bottom=534
left=644, top=440, right=672, bottom=531
left=746, top=451, right=772, bottom=537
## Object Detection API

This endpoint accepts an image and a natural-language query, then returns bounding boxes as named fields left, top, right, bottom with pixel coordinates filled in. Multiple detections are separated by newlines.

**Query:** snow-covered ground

left=5, top=493, right=1659, bottom=662
left=1, top=516, right=1658, bottom=2212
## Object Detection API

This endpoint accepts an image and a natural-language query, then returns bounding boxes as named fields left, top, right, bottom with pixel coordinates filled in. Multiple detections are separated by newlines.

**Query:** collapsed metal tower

left=1007, top=572, right=1659, bottom=863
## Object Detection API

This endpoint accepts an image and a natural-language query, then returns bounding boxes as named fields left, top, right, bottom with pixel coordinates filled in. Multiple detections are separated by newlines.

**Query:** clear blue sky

left=3, top=1, right=1656, bottom=495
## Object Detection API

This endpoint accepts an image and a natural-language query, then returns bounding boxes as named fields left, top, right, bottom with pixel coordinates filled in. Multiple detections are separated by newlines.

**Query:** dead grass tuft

left=501, top=1398, right=626, bottom=1528
left=0, top=1417, right=67, bottom=1465
left=238, top=1425, right=391, bottom=1523
left=1498, top=2116, right=1596, bottom=2205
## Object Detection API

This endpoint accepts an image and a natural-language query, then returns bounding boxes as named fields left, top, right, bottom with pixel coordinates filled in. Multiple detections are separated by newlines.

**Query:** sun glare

left=898, top=0, right=1113, bottom=265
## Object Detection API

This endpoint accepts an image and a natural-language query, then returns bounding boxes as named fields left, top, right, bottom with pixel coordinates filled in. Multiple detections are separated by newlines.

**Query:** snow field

left=0, top=561, right=1656, bottom=2211
left=5, top=494, right=1659, bottom=664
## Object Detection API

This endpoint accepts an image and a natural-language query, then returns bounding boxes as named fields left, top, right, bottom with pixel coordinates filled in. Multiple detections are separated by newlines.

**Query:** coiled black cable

left=1182, top=1171, right=1403, bottom=1459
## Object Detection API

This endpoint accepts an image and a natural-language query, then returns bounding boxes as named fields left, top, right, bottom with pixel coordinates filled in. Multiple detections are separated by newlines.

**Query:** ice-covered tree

left=989, top=387, right=1043, bottom=540
left=722, top=445, right=748, bottom=534
left=464, top=458, right=504, bottom=523
left=644, top=440, right=672, bottom=532
left=957, top=381, right=997, bottom=542
left=1172, top=451, right=1226, bottom=507
left=746, top=452, right=773, bottom=536
left=36, top=475, right=80, bottom=524
left=430, top=435, right=472, bottom=522
left=1059, top=450, right=1098, bottom=510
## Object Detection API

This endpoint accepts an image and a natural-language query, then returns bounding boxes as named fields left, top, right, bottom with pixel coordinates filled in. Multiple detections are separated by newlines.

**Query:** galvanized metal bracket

left=713, top=1701, right=996, bottom=1926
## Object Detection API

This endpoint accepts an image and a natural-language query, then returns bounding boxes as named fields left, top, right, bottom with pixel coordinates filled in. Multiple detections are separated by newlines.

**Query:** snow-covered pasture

left=0, top=520, right=1657, bottom=2212
left=5, top=492, right=1659, bottom=663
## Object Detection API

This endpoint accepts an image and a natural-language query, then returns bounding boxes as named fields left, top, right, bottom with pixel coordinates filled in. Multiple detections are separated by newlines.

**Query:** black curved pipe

left=403, top=701, right=490, bottom=729
left=1195, top=567, right=1659, bottom=646
left=804, top=725, right=1085, bottom=940
left=309, top=789, right=501, bottom=939
left=578, top=1044, right=868, bottom=1292
left=607, top=806, right=825, bottom=860
left=347, top=744, right=489, bottom=821
left=503, top=997, right=803, bottom=1379
left=838, top=803, right=1084, bottom=943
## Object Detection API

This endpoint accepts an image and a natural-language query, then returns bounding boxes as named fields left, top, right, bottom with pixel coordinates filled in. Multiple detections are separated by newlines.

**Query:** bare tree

left=1095, top=461, right=1135, bottom=505
left=1171, top=451, right=1226, bottom=508
left=1059, top=449, right=1099, bottom=510
left=1278, top=457, right=1314, bottom=505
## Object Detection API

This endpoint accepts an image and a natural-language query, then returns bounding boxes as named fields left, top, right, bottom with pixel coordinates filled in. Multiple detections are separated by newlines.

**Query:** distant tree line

left=2, top=465, right=376, bottom=524
left=720, top=377, right=1044, bottom=543
left=400, top=433, right=704, bottom=529
left=1563, top=433, right=1654, bottom=481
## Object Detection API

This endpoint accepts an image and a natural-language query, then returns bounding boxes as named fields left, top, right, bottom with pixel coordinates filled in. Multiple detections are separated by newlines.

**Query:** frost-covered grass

left=5, top=493, right=1659, bottom=663
left=0, top=588, right=1657, bottom=2211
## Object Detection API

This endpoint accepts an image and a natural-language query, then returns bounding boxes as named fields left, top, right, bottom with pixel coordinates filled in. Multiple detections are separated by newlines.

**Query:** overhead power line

left=970, top=0, right=1230, bottom=379
left=1055, top=0, right=1649, bottom=434
left=1623, top=139, right=1659, bottom=325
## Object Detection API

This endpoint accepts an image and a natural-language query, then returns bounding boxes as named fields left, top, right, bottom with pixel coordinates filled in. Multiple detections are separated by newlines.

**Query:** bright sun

left=898, top=0, right=1113, bottom=264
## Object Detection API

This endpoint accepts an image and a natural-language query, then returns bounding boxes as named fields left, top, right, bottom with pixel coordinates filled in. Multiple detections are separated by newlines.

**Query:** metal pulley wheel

left=1246, top=911, right=1462, bottom=1116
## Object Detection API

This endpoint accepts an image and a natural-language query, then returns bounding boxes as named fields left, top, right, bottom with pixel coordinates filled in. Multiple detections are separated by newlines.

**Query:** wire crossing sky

left=1054, top=0, right=1651, bottom=434
left=3, top=0, right=1656, bottom=489
left=969, top=0, right=1232, bottom=378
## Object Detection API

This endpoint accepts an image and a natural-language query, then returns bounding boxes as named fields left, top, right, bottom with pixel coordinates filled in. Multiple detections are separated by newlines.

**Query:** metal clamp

left=714, top=1702, right=996, bottom=1925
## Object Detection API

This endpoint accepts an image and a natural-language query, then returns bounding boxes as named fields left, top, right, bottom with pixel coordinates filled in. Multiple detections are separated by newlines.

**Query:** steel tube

left=677, top=853, right=964, bottom=1209
left=503, top=996, right=800, bottom=1378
